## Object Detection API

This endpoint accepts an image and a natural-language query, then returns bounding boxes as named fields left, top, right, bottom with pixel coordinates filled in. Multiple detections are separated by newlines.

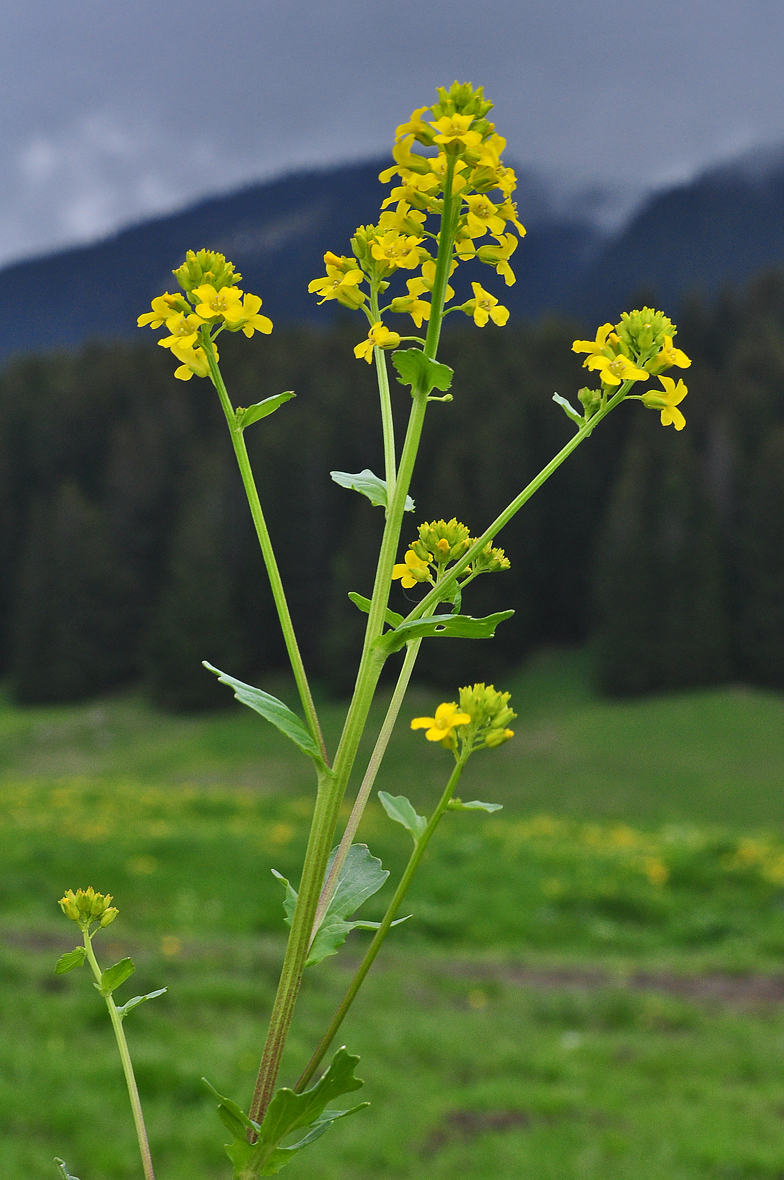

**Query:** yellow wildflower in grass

left=222, top=293, right=273, bottom=337
left=411, top=701, right=472, bottom=742
left=464, top=282, right=509, bottom=327
left=354, top=322, right=401, bottom=363
left=392, top=548, right=432, bottom=588
left=642, top=376, right=688, bottom=430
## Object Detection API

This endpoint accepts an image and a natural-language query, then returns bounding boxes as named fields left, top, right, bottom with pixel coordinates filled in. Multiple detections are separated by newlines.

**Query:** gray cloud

left=1, top=0, right=784, bottom=264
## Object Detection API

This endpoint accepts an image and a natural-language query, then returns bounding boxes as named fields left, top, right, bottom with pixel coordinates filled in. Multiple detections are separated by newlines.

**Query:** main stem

left=206, top=342, right=328, bottom=764
left=295, top=750, right=470, bottom=1092
left=246, top=168, right=461, bottom=1124
left=83, top=935, right=155, bottom=1180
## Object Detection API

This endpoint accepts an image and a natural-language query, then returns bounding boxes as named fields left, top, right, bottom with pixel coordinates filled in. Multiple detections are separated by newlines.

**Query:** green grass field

left=4, top=649, right=784, bottom=1179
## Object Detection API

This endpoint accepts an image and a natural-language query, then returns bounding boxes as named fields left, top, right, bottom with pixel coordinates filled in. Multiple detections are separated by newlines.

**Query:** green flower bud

left=615, top=308, right=676, bottom=360
left=416, top=519, right=471, bottom=565
left=578, top=387, right=602, bottom=419
left=173, top=250, right=242, bottom=295
left=59, top=887, right=118, bottom=932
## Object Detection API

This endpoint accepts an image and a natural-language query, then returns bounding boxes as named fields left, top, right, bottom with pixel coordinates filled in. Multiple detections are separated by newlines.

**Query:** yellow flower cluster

left=411, top=682, right=515, bottom=752
left=138, top=249, right=272, bottom=381
left=308, top=82, right=524, bottom=361
left=59, top=886, right=118, bottom=931
left=393, top=518, right=509, bottom=592
left=572, top=307, right=692, bottom=429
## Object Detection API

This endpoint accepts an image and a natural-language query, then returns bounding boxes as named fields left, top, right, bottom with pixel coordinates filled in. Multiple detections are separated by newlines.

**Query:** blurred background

left=4, top=4, right=784, bottom=1178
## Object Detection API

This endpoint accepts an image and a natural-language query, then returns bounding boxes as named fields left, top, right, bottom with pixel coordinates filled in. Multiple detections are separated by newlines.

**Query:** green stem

left=311, top=638, right=422, bottom=937
left=83, top=933, right=155, bottom=1180
left=406, top=383, right=632, bottom=623
left=295, top=749, right=470, bottom=1092
left=424, top=156, right=459, bottom=360
left=246, top=171, right=463, bottom=1123
left=370, top=285, right=397, bottom=502
left=204, top=337, right=328, bottom=765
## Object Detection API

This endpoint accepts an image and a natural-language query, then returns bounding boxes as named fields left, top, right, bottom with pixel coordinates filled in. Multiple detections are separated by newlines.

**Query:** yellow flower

left=464, top=194, right=507, bottom=239
left=308, top=254, right=366, bottom=307
left=354, top=322, right=401, bottom=363
left=59, top=887, right=119, bottom=930
left=192, top=283, right=244, bottom=322
left=137, top=292, right=186, bottom=329
left=170, top=339, right=215, bottom=381
left=157, top=312, right=202, bottom=350
left=392, top=548, right=432, bottom=588
left=467, top=232, right=518, bottom=286
left=377, top=200, right=427, bottom=236
left=407, top=258, right=456, bottom=302
left=429, top=114, right=483, bottom=150
left=585, top=352, right=649, bottom=387
left=370, top=231, right=425, bottom=271
left=394, top=107, right=435, bottom=145
left=411, top=701, right=472, bottom=742
left=464, top=282, right=509, bottom=327
left=388, top=294, right=431, bottom=328
left=641, top=376, right=687, bottom=430
left=648, top=335, right=692, bottom=374
left=222, top=292, right=273, bottom=337
left=572, top=323, right=616, bottom=359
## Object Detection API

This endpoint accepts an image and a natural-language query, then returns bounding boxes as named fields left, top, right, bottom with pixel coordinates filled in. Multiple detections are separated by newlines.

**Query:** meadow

left=4, top=648, right=784, bottom=1179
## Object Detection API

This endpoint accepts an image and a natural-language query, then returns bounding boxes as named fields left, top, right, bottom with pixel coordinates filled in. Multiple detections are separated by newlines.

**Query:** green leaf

left=447, top=798, right=503, bottom=813
left=54, top=1159, right=81, bottom=1180
left=375, top=609, right=514, bottom=656
left=116, top=988, right=167, bottom=1020
left=330, top=469, right=414, bottom=513
left=392, top=349, right=453, bottom=395
left=54, top=946, right=86, bottom=974
left=552, top=392, right=583, bottom=425
left=347, top=592, right=403, bottom=629
left=97, top=957, right=135, bottom=997
left=273, top=845, right=392, bottom=967
left=236, top=391, right=295, bottom=430
left=378, top=792, right=428, bottom=843
left=207, top=1048, right=368, bottom=1178
left=203, top=663, right=325, bottom=768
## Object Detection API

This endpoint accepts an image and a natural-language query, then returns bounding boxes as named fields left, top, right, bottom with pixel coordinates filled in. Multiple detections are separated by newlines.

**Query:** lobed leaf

left=392, top=349, right=453, bottom=395
left=206, top=1047, right=368, bottom=1178
left=54, top=946, right=86, bottom=975
left=236, top=391, right=295, bottom=430
left=330, top=469, right=414, bottom=512
left=203, top=663, right=325, bottom=768
left=375, top=609, right=514, bottom=656
left=378, top=792, right=428, bottom=842
left=274, top=844, right=391, bottom=967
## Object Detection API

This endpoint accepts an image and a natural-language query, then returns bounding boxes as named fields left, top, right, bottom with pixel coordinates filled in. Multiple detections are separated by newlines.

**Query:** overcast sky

left=2, top=0, right=783, bottom=267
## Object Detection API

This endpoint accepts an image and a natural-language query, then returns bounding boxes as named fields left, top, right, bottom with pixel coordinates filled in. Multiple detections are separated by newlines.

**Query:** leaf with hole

left=375, top=610, right=514, bottom=656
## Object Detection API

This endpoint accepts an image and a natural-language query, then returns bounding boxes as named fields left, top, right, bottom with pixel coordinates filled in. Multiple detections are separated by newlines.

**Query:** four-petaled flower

left=411, top=702, right=472, bottom=743
left=648, top=335, right=692, bottom=374
left=170, top=340, right=214, bottom=381
left=354, top=322, right=401, bottom=363
left=192, top=283, right=244, bottom=321
left=392, top=548, right=432, bottom=588
left=223, top=293, right=273, bottom=337
left=585, top=351, right=649, bottom=387
left=429, top=114, right=482, bottom=150
left=642, top=376, right=688, bottom=430
left=465, top=282, right=509, bottom=327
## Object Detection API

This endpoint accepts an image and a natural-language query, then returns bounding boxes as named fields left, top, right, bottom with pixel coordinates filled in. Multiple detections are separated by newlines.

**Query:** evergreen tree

left=592, top=414, right=729, bottom=696
left=10, top=482, right=136, bottom=703
left=143, top=452, right=245, bottom=711
left=735, top=426, right=784, bottom=687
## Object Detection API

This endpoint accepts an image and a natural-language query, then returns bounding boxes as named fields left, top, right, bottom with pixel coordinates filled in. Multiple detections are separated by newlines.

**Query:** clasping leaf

left=205, top=1047, right=368, bottom=1178
left=348, top=591, right=403, bottom=629
left=273, top=844, right=398, bottom=967
left=330, top=469, right=414, bottom=513
left=447, top=798, right=503, bottom=813
left=54, top=946, right=86, bottom=975
left=392, top=349, right=453, bottom=396
left=236, top=392, right=295, bottom=431
left=96, top=957, right=135, bottom=997
left=375, top=610, right=514, bottom=656
left=115, top=988, right=167, bottom=1020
